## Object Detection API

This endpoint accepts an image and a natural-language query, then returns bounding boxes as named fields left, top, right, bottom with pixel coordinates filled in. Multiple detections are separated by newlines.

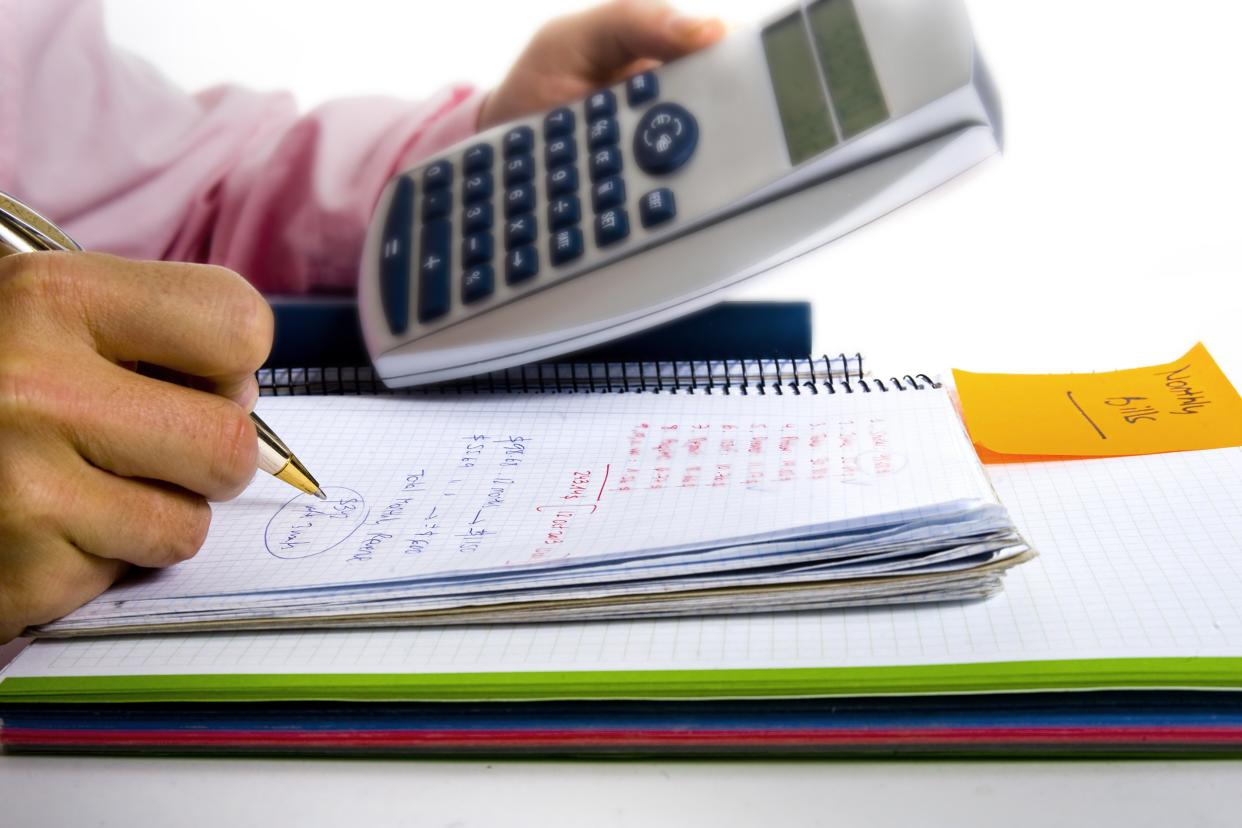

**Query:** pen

left=0, top=190, right=327, bottom=501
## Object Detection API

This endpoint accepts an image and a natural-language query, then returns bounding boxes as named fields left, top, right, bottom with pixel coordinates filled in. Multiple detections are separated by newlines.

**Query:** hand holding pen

left=0, top=192, right=322, bottom=640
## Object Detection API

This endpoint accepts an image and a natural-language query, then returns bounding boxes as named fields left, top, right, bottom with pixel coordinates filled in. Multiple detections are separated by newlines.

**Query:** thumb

left=553, top=1, right=726, bottom=81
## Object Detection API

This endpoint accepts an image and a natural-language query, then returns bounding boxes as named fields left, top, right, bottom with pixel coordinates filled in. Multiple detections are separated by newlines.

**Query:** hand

left=0, top=253, right=273, bottom=641
left=479, top=0, right=726, bottom=130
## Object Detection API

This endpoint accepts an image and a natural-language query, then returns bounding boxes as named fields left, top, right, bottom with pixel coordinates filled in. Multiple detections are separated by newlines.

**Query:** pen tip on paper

left=314, top=488, right=328, bottom=500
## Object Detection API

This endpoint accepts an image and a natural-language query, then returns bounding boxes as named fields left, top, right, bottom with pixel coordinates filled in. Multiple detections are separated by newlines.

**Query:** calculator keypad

left=382, top=70, right=699, bottom=337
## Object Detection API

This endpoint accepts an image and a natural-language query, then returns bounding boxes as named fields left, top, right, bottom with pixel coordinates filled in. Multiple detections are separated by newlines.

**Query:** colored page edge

left=2, top=658, right=1242, bottom=703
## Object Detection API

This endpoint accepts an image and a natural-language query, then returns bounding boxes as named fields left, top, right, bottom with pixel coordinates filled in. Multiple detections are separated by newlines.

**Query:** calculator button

left=547, top=165, right=579, bottom=197
left=587, top=117, right=619, bottom=149
left=585, top=89, right=617, bottom=120
left=591, top=176, right=626, bottom=212
left=594, top=207, right=630, bottom=247
left=503, top=155, right=534, bottom=186
left=550, top=227, right=584, bottom=266
left=633, top=102, right=699, bottom=175
left=463, top=202, right=493, bottom=234
left=505, top=214, right=537, bottom=249
left=589, top=146, right=623, bottom=181
left=463, top=172, right=493, bottom=204
left=423, top=160, right=453, bottom=190
left=462, top=264, right=494, bottom=304
left=626, top=71, right=658, bottom=107
left=503, top=126, right=534, bottom=158
left=417, top=219, right=451, bottom=323
left=422, top=188, right=452, bottom=220
left=463, top=143, right=493, bottom=174
left=462, top=231, right=493, bottom=266
left=639, top=188, right=676, bottom=228
left=548, top=195, right=581, bottom=231
left=505, top=245, right=539, bottom=284
left=504, top=183, right=536, bottom=217
left=379, top=176, right=415, bottom=335
left=543, top=107, right=576, bottom=139
left=545, top=137, right=577, bottom=169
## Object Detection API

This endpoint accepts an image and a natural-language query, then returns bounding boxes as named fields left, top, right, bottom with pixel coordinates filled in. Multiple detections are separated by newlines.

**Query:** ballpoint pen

left=0, top=190, right=327, bottom=500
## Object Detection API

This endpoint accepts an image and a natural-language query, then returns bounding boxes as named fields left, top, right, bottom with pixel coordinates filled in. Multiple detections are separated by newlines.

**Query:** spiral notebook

left=34, top=356, right=1032, bottom=637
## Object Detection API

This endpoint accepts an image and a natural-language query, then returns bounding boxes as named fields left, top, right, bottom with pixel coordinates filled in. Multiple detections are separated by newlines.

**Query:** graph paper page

left=7, top=447, right=1241, bottom=679
left=72, top=388, right=993, bottom=604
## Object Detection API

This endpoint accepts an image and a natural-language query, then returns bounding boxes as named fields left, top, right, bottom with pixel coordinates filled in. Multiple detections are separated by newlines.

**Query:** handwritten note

left=76, top=389, right=993, bottom=605
left=954, top=343, right=1242, bottom=461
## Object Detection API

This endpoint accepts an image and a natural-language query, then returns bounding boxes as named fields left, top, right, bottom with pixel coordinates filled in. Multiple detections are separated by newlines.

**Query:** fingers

left=32, top=358, right=259, bottom=500
left=59, top=463, right=213, bottom=568
left=0, top=537, right=126, bottom=642
left=3, top=251, right=273, bottom=387
left=551, top=0, right=726, bottom=79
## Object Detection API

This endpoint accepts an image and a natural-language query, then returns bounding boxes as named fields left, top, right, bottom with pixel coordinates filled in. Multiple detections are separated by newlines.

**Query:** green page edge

left=2, top=657, right=1241, bottom=703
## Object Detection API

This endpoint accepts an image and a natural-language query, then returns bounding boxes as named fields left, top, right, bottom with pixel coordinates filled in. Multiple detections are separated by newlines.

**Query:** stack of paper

left=37, top=388, right=1030, bottom=636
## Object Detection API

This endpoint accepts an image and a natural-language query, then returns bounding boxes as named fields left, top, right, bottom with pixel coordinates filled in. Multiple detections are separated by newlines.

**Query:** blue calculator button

left=505, top=245, right=539, bottom=284
left=463, top=202, right=493, bottom=234
left=505, top=214, right=537, bottom=249
left=550, top=227, right=584, bottom=266
left=503, top=126, right=534, bottom=158
left=626, top=71, right=658, bottom=107
left=547, top=165, right=579, bottom=197
left=589, top=146, right=623, bottom=181
left=548, top=195, right=581, bottom=231
left=462, top=231, right=493, bottom=266
left=594, top=207, right=630, bottom=247
left=633, top=102, right=699, bottom=175
left=639, top=188, right=676, bottom=228
left=503, top=155, right=534, bottom=187
left=463, top=172, right=493, bottom=204
left=591, top=176, right=626, bottom=212
left=543, top=107, right=575, bottom=139
left=417, top=219, right=452, bottom=323
left=587, top=117, right=619, bottom=149
left=504, top=183, right=536, bottom=217
left=379, top=176, right=414, bottom=335
left=585, top=89, right=616, bottom=120
left=461, top=264, right=494, bottom=304
left=423, top=160, right=453, bottom=190
left=544, top=137, right=577, bottom=168
left=422, top=188, right=451, bottom=220
left=463, top=143, right=493, bottom=173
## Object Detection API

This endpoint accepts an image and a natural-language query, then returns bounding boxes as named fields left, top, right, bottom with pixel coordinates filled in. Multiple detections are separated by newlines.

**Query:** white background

left=4, top=0, right=1242, bottom=824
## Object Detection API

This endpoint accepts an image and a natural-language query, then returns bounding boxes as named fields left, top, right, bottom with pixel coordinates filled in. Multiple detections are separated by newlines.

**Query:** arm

left=1, top=0, right=722, bottom=294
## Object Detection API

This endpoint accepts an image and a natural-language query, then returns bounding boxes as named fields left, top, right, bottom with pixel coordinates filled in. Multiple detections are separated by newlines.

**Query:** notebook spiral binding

left=258, top=354, right=940, bottom=397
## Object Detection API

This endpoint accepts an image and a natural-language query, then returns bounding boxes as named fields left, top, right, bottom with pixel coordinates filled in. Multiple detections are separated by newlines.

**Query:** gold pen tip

left=313, top=488, right=328, bottom=500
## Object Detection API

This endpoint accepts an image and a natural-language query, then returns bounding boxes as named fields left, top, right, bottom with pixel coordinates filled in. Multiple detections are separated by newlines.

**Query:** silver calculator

left=359, top=0, right=1001, bottom=386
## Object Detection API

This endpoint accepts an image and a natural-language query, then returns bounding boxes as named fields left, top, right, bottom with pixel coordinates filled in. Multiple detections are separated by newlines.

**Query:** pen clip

left=0, top=191, right=81, bottom=255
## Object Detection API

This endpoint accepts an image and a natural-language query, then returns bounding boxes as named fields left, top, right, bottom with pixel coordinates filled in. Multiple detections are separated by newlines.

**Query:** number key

left=463, top=203, right=493, bottom=234
left=547, top=166, right=579, bottom=197
left=504, top=183, right=536, bottom=217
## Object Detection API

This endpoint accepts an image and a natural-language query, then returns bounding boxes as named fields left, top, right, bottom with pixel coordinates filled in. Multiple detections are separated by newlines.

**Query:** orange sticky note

left=953, top=343, right=1242, bottom=461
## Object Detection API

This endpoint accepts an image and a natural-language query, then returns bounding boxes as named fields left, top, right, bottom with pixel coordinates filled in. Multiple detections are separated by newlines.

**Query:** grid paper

left=5, top=447, right=1240, bottom=678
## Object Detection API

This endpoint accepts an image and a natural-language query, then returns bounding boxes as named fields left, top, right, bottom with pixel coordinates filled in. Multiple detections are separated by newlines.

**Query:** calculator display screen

left=762, top=10, right=837, bottom=165
left=807, top=0, right=889, bottom=137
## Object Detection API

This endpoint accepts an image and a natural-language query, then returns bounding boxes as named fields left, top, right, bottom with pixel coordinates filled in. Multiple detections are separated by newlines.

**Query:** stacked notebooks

left=3, top=353, right=1241, bottom=757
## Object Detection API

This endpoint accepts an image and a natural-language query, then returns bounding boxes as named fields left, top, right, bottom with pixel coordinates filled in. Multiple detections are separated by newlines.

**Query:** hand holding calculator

left=360, top=0, right=1002, bottom=386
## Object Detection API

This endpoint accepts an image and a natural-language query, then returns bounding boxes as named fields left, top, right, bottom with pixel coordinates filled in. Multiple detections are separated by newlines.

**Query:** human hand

left=479, top=0, right=726, bottom=130
left=0, top=253, right=273, bottom=641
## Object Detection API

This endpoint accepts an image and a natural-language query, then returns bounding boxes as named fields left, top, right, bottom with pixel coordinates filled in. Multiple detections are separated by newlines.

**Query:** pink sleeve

left=0, top=0, right=485, bottom=294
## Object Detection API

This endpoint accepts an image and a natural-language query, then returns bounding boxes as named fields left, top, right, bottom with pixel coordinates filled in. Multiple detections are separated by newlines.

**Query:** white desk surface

left=4, top=0, right=1242, bottom=823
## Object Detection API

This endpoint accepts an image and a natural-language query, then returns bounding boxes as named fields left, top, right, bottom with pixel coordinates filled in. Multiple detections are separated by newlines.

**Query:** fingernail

left=668, top=15, right=724, bottom=43
left=237, top=378, right=260, bottom=412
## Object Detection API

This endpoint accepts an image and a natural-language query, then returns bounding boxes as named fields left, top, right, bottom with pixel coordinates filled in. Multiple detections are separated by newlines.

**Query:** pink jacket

left=1, top=0, right=483, bottom=293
